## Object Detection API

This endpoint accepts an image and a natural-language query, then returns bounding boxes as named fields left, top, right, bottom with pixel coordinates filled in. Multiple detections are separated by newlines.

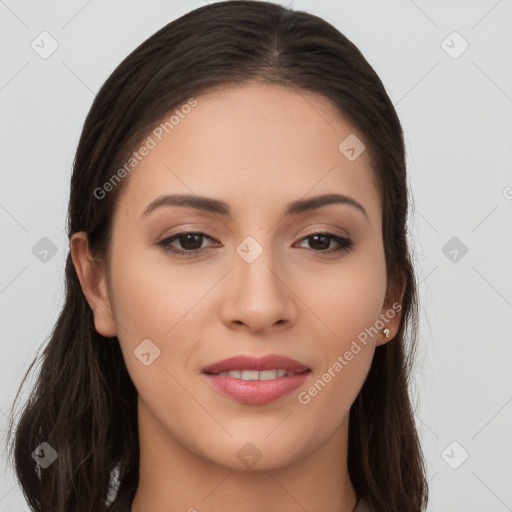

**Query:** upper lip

left=201, top=354, right=310, bottom=374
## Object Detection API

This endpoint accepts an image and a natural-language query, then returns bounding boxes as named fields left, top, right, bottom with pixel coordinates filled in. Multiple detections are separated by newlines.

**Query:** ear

left=375, top=270, right=406, bottom=347
left=70, top=232, right=117, bottom=337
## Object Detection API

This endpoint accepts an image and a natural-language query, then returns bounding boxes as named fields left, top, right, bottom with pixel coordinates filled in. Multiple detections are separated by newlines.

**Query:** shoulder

left=354, top=497, right=375, bottom=512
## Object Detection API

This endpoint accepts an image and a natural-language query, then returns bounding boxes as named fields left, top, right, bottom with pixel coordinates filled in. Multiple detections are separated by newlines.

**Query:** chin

left=193, top=428, right=316, bottom=472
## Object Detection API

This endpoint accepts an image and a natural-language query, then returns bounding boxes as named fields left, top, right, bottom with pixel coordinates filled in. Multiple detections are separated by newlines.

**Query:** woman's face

left=81, top=83, right=401, bottom=470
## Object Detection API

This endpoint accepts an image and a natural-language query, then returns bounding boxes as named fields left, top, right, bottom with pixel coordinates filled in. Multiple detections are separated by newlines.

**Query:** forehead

left=116, top=83, right=381, bottom=224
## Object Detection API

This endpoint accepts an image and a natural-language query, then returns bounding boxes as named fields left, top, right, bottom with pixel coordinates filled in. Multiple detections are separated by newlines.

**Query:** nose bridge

left=222, top=233, right=295, bottom=332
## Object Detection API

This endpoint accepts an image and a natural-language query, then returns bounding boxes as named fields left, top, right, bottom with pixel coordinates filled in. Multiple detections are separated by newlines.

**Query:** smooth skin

left=71, top=83, right=403, bottom=512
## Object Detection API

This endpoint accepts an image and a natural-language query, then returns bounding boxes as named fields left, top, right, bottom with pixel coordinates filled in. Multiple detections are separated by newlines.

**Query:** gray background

left=1, top=0, right=511, bottom=510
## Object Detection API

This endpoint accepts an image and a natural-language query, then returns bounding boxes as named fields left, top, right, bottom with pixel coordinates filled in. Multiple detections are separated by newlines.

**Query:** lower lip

left=203, top=371, right=311, bottom=405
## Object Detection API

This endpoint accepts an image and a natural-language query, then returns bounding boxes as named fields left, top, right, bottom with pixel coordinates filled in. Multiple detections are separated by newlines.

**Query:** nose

left=220, top=243, right=298, bottom=335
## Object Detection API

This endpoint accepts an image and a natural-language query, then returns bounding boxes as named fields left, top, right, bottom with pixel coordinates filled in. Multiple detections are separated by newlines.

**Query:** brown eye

left=296, top=232, right=353, bottom=254
left=174, top=233, right=204, bottom=251
left=157, top=232, right=219, bottom=256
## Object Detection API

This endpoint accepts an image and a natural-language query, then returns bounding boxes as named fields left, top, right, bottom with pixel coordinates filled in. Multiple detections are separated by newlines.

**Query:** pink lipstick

left=201, top=354, right=311, bottom=405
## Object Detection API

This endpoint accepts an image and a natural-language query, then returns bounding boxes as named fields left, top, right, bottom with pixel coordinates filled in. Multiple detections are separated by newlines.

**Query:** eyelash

left=156, top=231, right=353, bottom=257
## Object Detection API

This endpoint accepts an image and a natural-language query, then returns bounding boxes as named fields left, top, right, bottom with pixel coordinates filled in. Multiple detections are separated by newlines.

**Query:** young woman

left=8, top=1, right=428, bottom=511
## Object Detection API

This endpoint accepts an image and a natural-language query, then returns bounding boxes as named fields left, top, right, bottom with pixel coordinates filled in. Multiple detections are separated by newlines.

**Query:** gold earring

left=383, top=328, right=390, bottom=338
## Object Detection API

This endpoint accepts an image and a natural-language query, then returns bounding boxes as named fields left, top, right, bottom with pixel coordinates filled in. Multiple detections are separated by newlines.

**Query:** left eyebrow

left=141, top=192, right=369, bottom=222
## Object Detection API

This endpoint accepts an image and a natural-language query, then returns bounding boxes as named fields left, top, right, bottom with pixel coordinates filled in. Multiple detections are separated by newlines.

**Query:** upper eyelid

left=160, top=219, right=352, bottom=237
left=159, top=230, right=351, bottom=247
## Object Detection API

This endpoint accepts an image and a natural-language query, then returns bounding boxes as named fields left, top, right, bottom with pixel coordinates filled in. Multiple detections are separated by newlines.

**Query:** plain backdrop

left=1, top=1, right=511, bottom=511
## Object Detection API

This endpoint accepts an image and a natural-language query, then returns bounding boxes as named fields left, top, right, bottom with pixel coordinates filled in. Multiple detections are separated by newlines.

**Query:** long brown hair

left=8, top=1, right=428, bottom=510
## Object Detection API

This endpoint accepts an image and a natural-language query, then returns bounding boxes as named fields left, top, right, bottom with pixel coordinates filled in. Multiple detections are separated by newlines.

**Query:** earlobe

left=376, top=274, right=406, bottom=346
left=70, top=232, right=117, bottom=337
left=375, top=301, right=402, bottom=346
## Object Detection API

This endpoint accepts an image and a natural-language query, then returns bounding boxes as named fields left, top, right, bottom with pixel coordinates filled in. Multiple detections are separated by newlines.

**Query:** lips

left=201, top=354, right=310, bottom=375
left=201, top=354, right=311, bottom=405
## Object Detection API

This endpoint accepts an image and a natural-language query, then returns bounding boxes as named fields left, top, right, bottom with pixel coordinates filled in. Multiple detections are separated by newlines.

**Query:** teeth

left=259, top=370, right=279, bottom=380
left=215, top=369, right=294, bottom=380
left=226, top=370, right=242, bottom=378
left=241, top=370, right=259, bottom=380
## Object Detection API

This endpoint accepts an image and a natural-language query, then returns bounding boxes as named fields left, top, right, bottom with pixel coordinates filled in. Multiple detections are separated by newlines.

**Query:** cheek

left=302, top=248, right=387, bottom=343
left=294, top=246, right=386, bottom=409
left=106, top=242, right=220, bottom=392
left=108, top=243, right=207, bottom=341
left=105, top=243, right=178, bottom=378
left=107, top=252, right=201, bottom=432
